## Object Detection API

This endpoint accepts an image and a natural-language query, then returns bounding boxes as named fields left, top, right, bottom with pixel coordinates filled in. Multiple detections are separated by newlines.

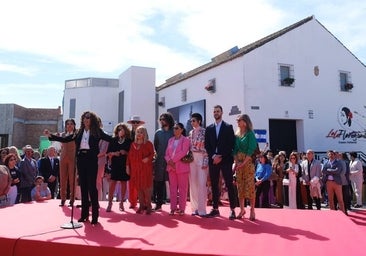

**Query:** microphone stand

left=61, top=160, right=82, bottom=229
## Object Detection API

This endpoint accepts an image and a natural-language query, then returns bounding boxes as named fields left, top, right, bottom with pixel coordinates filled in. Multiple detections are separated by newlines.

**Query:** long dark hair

left=79, top=111, right=101, bottom=137
left=159, top=112, right=175, bottom=129
left=113, top=123, right=131, bottom=140
left=64, top=118, right=76, bottom=132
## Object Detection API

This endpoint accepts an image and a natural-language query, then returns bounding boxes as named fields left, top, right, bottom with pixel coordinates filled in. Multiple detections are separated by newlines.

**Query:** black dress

left=107, top=137, right=131, bottom=181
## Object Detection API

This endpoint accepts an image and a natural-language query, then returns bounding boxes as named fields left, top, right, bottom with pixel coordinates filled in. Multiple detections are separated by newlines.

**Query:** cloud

left=0, top=0, right=286, bottom=84
left=0, top=63, right=36, bottom=76
left=0, top=0, right=365, bottom=108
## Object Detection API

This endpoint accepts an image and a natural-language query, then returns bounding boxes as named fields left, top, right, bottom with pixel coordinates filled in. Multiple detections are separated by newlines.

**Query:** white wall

left=242, top=18, right=366, bottom=152
left=63, top=86, right=118, bottom=134
left=119, top=66, right=156, bottom=139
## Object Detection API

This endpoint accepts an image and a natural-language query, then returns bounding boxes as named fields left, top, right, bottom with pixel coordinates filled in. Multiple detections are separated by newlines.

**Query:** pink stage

left=1, top=200, right=365, bottom=256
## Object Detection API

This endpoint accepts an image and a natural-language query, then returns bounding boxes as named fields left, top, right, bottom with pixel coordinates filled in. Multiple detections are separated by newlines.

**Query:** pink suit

left=165, top=136, right=191, bottom=212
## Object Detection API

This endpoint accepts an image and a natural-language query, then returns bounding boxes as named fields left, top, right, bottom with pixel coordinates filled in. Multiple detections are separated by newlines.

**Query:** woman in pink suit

left=165, top=122, right=191, bottom=215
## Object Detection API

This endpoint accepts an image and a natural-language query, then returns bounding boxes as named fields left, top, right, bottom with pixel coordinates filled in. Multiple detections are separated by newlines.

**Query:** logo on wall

left=337, top=106, right=353, bottom=129
left=326, top=106, right=366, bottom=143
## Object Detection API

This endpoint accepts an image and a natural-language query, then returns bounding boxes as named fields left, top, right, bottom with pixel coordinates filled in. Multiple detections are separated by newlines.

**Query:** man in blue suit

left=39, top=146, right=59, bottom=199
left=322, top=150, right=345, bottom=214
left=205, top=105, right=236, bottom=219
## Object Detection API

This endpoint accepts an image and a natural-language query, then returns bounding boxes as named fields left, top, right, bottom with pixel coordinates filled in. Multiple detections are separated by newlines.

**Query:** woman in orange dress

left=127, top=126, right=154, bottom=214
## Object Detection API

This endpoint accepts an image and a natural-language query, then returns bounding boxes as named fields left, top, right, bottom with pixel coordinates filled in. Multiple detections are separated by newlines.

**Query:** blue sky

left=0, top=0, right=365, bottom=108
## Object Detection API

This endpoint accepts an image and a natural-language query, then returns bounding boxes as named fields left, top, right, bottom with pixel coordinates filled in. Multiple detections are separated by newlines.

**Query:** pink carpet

left=1, top=200, right=365, bottom=256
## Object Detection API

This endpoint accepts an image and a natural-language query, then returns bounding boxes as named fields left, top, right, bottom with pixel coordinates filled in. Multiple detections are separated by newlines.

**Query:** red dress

left=127, top=141, right=154, bottom=190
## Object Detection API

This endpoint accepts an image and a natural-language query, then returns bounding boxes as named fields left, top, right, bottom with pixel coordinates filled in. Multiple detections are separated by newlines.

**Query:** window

left=279, top=64, right=295, bottom=86
left=118, top=91, right=124, bottom=122
left=181, top=89, right=187, bottom=102
left=0, top=134, right=9, bottom=148
left=69, top=98, right=76, bottom=118
left=340, top=71, right=352, bottom=91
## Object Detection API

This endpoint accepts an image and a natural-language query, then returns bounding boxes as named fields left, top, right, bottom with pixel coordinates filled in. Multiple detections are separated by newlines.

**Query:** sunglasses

left=190, top=119, right=197, bottom=123
left=173, top=127, right=181, bottom=130
left=131, top=121, right=141, bottom=124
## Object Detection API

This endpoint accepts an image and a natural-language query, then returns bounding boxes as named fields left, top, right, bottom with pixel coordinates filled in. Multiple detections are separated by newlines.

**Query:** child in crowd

left=31, top=176, right=51, bottom=201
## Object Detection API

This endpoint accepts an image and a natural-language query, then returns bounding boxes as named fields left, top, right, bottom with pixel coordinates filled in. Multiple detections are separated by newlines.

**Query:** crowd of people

left=0, top=107, right=364, bottom=225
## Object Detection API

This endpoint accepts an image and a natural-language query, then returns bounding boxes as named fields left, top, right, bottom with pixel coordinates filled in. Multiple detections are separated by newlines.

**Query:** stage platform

left=1, top=200, right=365, bottom=256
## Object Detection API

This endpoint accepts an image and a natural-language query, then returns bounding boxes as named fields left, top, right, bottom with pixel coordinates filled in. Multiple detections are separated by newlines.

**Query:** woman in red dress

left=127, top=126, right=154, bottom=214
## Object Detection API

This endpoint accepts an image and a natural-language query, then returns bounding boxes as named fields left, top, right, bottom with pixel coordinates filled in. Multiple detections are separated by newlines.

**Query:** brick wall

left=3, top=104, right=62, bottom=151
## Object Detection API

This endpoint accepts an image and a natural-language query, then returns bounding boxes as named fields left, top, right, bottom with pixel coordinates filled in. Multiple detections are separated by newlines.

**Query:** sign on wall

left=326, top=105, right=366, bottom=144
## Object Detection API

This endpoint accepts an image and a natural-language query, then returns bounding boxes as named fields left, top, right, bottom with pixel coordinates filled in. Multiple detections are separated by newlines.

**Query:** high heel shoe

left=78, top=216, right=89, bottom=222
left=106, top=202, right=112, bottom=212
left=249, top=208, right=255, bottom=221
left=237, top=209, right=246, bottom=219
left=119, top=202, right=125, bottom=211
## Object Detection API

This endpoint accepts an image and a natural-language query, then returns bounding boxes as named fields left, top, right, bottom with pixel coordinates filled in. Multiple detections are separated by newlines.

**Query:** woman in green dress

left=233, top=114, right=258, bottom=220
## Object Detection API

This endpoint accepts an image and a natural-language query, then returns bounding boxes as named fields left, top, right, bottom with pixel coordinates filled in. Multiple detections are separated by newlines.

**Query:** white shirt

left=80, top=130, right=90, bottom=149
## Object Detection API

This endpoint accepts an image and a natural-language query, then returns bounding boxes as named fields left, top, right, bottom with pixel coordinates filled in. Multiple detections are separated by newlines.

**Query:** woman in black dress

left=106, top=123, right=132, bottom=212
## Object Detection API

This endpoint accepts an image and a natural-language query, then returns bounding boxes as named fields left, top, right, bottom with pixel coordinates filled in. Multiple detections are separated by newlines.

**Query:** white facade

left=157, top=17, right=366, bottom=154
left=63, top=66, right=156, bottom=137
left=118, top=66, right=156, bottom=138
left=63, top=78, right=119, bottom=134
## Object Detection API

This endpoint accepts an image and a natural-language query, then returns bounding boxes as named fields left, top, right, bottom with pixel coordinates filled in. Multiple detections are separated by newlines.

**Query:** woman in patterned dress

left=233, top=114, right=257, bottom=220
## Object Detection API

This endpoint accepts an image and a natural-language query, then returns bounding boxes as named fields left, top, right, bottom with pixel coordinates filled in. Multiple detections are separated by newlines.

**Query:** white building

left=61, top=16, right=366, bottom=158
left=156, top=16, right=366, bottom=156
left=62, top=66, right=156, bottom=137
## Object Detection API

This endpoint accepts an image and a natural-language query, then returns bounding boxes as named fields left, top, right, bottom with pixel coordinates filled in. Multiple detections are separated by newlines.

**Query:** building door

left=269, top=119, right=297, bottom=157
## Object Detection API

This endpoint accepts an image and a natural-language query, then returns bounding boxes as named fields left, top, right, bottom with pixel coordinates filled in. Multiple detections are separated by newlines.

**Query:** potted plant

left=345, top=83, right=353, bottom=90
left=205, top=80, right=216, bottom=92
left=282, top=77, right=295, bottom=86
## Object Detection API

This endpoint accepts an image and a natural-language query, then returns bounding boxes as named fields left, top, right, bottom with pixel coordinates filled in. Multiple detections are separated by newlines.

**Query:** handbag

left=181, top=150, right=194, bottom=163
left=282, top=178, right=290, bottom=186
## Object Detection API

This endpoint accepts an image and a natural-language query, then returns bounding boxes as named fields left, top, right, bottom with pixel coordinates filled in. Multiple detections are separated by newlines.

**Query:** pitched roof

left=157, top=15, right=364, bottom=91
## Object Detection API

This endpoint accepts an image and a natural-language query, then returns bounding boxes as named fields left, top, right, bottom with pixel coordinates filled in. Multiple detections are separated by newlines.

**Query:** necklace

left=118, top=137, right=125, bottom=144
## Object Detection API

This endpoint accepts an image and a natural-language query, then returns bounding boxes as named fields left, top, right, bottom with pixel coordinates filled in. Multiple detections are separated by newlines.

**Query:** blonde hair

left=235, top=114, right=253, bottom=136
left=135, top=126, right=149, bottom=144
left=8, top=146, right=21, bottom=162
left=289, top=152, right=299, bottom=162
